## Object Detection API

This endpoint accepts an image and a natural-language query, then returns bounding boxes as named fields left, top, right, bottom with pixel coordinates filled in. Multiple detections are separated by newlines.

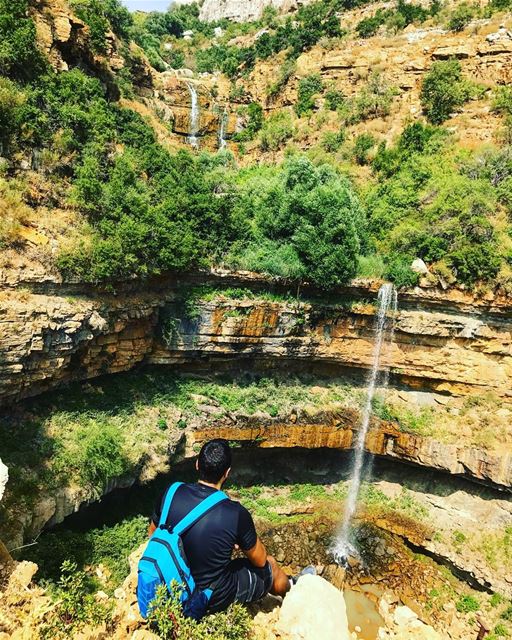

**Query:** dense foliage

left=356, top=0, right=434, bottom=38
left=227, top=156, right=364, bottom=288
left=194, top=0, right=349, bottom=78
left=0, top=0, right=46, bottom=80
left=0, top=0, right=511, bottom=291
left=148, top=586, right=252, bottom=640
left=420, top=59, right=480, bottom=124
left=366, top=123, right=503, bottom=286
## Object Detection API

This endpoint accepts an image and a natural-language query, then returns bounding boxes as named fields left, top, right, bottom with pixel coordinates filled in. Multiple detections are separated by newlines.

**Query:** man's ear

left=225, top=467, right=231, bottom=480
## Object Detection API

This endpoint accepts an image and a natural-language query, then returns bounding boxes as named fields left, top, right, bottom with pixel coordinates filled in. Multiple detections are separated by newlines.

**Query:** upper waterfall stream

left=218, top=108, right=228, bottom=150
left=186, top=82, right=200, bottom=148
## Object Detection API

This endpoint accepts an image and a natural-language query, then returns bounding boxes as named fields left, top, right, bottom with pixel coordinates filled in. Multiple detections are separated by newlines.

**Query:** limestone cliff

left=197, top=0, right=313, bottom=22
left=1, top=272, right=511, bottom=496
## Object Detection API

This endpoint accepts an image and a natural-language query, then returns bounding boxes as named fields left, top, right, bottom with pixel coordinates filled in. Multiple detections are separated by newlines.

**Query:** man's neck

left=198, top=479, right=223, bottom=491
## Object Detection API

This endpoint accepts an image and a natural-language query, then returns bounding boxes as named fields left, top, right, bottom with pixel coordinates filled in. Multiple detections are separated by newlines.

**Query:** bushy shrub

left=447, top=3, right=476, bottom=31
left=267, top=59, right=296, bottom=99
left=53, top=421, right=131, bottom=491
left=353, top=133, right=376, bottom=164
left=230, top=156, right=364, bottom=288
left=0, top=0, right=46, bottom=80
left=385, top=255, right=420, bottom=288
left=235, top=102, right=264, bottom=141
left=344, top=72, right=398, bottom=124
left=356, top=9, right=391, bottom=37
left=0, top=78, right=25, bottom=151
left=0, top=178, right=32, bottom=247
left=260, top=111, right=295, bottom=151
left=321, top=130, right=345, bottom=152
left=40, top=561, right=113, bottom=640
left=325, top=87, right=345, bottom=111
left=148, top=586, right=252, bottom=640
left=295, top=74, right=324, bottom=117
left=420, top=59, right=477, bottom=124
left=489, top=0, right=512, bottom=10
left=492, top=85, right=512, bottom=116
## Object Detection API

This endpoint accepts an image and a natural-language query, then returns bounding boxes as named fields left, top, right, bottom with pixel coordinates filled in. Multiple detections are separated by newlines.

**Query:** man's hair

left=197, top=439, right=232, bottom=484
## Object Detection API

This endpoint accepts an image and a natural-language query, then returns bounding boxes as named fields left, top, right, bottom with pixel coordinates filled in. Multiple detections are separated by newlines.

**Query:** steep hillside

left=1, top=0, right=512, bottom=294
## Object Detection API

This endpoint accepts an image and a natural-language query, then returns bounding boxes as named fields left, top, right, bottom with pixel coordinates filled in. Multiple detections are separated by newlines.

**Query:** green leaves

left=0, top=0, right=46, bottom=80
left=228, top=155, right=363, bottom=288
left=420, top=59, right=479, bottom=124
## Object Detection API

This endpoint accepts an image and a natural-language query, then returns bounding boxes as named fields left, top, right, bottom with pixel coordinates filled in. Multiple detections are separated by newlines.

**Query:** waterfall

left=333, top=283, right=398, bottom=563
left=186, top=82, right=200, bottom=148
left=218, top=108, right=228, bottom=150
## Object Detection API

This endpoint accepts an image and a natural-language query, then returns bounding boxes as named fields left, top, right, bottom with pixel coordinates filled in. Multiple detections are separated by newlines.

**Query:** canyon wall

left=2, top=273, right=511, bottom=407
left=1, top=272, right=511, bottom=495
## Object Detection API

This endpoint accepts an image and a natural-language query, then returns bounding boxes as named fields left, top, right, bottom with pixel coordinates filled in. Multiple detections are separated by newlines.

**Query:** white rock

left=411, top=258, right=429, bottom=275
left=0, top=459, right=7, bottom=502
left=276, top=574, right=350, bottom=640
left=394, top=605, right=418, bottom=627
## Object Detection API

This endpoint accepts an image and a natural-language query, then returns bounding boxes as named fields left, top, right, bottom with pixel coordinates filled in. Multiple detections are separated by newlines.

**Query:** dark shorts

left=230, top=558, right=273, bottom=604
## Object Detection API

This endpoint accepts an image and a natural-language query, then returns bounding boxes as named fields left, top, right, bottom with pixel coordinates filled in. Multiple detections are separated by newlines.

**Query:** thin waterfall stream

left=186, top=82, right=200, bottom=148
left=333, top=283, right=398, bottom=563
left=218, top=108, right=228, bottom=150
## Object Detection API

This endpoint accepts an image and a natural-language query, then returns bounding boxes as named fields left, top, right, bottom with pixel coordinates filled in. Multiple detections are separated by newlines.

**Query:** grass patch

left=23, top=515, right=148, bottom=590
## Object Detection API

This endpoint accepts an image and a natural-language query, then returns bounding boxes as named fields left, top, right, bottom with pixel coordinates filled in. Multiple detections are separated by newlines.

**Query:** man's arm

left=148, top=520, right=157, bottom=537
left=243, top=536, right=268, bottom=568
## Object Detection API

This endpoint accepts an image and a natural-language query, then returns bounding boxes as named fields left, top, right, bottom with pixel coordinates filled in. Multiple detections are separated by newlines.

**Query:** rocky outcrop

left=0, top=289, right=159, bottom=405
left=174, top=0, right=314, bottom=23
left=192, top=410, right=512, bottom=491
left=3, top=275, right=512, bottom=407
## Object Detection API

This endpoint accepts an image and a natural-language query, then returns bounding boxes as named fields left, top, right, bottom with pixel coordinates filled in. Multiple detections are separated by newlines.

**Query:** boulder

left=410, top=259, right=429, bottom=275
left=275, top=574, right=350, bottom=640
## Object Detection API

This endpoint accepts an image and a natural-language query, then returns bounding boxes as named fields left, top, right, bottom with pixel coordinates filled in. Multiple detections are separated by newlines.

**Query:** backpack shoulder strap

left=173, top=491, right=228, bottom=536
left=159, top=481, right=183, bottom=527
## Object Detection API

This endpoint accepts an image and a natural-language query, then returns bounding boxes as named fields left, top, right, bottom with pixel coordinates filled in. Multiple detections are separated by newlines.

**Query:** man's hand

left=243, top=537, right=267, bottom=568
left=148, top=521, right=157, bottom=537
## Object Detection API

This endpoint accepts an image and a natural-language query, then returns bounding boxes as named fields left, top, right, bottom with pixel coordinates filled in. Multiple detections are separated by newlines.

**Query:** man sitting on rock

left=149, top=438, right=292, bottom=613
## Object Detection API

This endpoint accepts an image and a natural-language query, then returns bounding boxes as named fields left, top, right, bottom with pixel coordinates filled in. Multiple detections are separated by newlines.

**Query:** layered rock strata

left=191, top=411, right=512, bottom=491
left=1, top=273, right=511, bottom=406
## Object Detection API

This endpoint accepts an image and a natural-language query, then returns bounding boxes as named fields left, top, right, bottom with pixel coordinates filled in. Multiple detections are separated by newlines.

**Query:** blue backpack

left=137, top=481, right=228, bottom=620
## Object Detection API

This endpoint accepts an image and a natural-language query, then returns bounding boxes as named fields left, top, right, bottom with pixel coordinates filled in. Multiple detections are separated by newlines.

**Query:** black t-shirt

left=152, top=482, right=257, bottom=611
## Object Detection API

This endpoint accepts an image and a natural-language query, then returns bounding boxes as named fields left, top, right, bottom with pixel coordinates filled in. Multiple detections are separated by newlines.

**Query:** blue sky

left=122, top=0, right=172, bottom=11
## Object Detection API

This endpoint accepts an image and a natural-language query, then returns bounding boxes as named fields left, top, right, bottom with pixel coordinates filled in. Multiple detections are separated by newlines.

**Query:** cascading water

left=186, top=82, right=200, bottom=148
left=332, top=283, right=398, bottom=564
left=218, top=108, right=228, bottom=150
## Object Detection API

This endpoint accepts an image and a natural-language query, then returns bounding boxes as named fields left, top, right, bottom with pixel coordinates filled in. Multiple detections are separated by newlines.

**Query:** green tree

left=232, top=156, right=364, bottom=288
left=0, top=78, right=25, bottom=152
left=295, top=74, right=324, bottom=117
left=420, top=59, right=475, bottom=124
left=0, top=0, right=46, bottom=80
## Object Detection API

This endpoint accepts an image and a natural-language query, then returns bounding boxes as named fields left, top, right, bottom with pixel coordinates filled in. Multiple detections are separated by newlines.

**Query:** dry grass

left=0, top=178, right=33, bottom=247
